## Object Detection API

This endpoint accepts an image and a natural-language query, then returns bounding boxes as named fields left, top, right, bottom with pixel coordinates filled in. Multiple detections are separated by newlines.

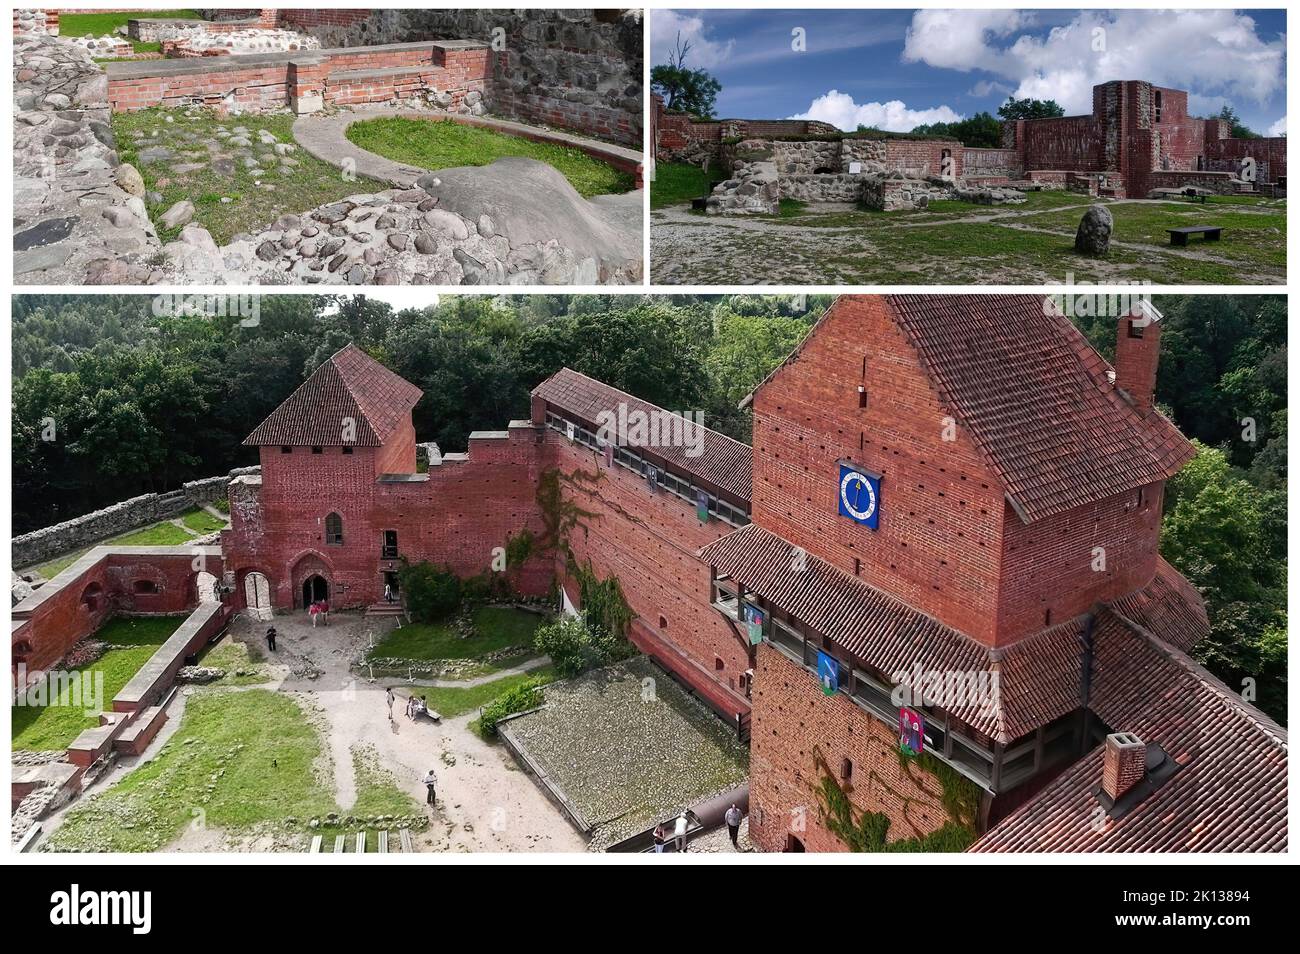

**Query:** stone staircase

left=365, top=601, right=405, bottom=619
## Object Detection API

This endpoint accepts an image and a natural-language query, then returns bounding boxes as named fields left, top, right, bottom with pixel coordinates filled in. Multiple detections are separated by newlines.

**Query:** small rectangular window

left=281, top=446, right=292, bottom=454
left=312, top=446, right=323, bottom=455
left=858, top=387, right=868, bottom=409
left=343, top=446, right=354, bottom=455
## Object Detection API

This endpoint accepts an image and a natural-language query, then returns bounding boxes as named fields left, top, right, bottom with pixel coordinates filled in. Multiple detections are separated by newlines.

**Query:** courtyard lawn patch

left=650, top=161, right=712, bottom=208
left=59, top=10, right=199, bottom=55
left=46, top=688, right=340, bottom=852
left=350, top=744, right=423, bottom=818
left=22, top=517, right=199, bottom=581
left=112, top=108, right=371, bottom=244
left=180, top=506, right=227, bottom=534
left=197, top=637, right=269, bottom=687
left=370, top=606, right=546, bottom=663
left=110, top=522, right=195, bottom=546
left=12, top=615, right=185, bottom=752
left=345, top=117, right=635, bottom=198
left=406, top=664, right=557, bottom=723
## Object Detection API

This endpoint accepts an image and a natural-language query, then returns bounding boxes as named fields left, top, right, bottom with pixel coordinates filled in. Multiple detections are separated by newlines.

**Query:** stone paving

left=13, top=35, right=160, bottom=285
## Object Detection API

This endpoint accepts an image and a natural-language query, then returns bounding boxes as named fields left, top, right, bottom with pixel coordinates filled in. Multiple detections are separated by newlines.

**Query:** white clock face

left=840, top=470, right=877, bottom=521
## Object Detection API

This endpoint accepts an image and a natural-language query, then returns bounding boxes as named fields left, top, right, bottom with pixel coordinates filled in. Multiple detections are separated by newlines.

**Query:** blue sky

left=651, top=9, right=1287, bottom=135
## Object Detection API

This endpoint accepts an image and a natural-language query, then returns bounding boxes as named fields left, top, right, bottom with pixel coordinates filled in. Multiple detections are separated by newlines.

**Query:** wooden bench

left=1168, top=225, right=1222, bottom=246
left=377, top=830, right=389, bottom=854
left=399, top=828, right=414, bottom=852
left=309, top=834, right=324, bottom=853
left=355, top=831, right=366, bottom=853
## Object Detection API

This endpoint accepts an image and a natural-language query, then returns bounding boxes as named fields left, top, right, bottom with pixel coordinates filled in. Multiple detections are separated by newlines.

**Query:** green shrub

left=534, top=613, right=632, bottom=678
left=398, top=561, right=461, bottom=623
left=479, top=676, right=550, bottom=736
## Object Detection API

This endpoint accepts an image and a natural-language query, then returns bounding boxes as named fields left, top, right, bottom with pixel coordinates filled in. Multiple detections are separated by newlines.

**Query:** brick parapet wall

left=106, top=40, right=492, bottom=113
left=543, top=431, right=752, bottom=696
left=12, top=549, right=226, bottom=678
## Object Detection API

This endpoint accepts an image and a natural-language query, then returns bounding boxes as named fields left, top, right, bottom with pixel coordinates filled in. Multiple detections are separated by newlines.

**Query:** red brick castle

left=215, top=295, right=1286, bottom=851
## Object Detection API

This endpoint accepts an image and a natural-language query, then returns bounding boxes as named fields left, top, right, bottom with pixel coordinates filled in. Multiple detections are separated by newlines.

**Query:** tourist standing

left=309, top=601, right=319, bottom=628
left=673, top=810, right=689, bottom=853
left=423, top=768, right=438, bottom=806
left=386, top=687, right=395, bottom=721
left=266, top=626, right=277, bottom=652
left=653, top=824, right=666, bottom=853
left=320, top=599, right=330, bottom=626
left=384, top=582, right=394, bottom=604
left=725, top=803, right=743, bottom=848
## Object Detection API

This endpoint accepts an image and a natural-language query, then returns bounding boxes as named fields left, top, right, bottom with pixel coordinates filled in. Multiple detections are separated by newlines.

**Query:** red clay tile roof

left=700, top=522, right=1079, bottom=742
left=884, top=295, right=1196, bottom=522
left=702, top=522, right=1210, bottom=746
left=972, top=608, right=1287, bottom=852
left=1107, top=556, right=1211, bottom=653
left=533, top=368, right=753, bottom=501
left=244, top=344, right=423, bottom=447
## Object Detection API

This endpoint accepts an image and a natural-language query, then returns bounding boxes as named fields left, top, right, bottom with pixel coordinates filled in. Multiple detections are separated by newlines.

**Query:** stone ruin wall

left=248, top=9, right=643, bottom=148
left=12, top=466, right=259, bottom=570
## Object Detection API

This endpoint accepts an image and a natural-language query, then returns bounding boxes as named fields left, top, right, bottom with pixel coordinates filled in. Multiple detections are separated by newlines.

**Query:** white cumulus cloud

left=1268, top=116, right=1287, bottom=136
left=901, top=9, right=1284, bottom=116
left=650, top=10, right=735, bottom=70
left=790, top=90, right=963, bottom=132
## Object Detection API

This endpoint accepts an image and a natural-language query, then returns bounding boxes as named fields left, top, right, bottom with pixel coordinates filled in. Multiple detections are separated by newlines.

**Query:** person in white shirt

left=725, top=803, right=743, bottom=848
left=673, top=810, right=689, bottom=853
left=422, top=768, right=438, bottom=806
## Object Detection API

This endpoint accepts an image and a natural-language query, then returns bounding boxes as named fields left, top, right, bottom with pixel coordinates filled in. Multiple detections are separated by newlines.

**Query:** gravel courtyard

left=499, top=656, right=750, bottom=850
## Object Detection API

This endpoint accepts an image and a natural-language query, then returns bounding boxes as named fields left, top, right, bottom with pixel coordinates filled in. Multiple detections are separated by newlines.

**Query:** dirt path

left=247, top=612, right=586, bottom=851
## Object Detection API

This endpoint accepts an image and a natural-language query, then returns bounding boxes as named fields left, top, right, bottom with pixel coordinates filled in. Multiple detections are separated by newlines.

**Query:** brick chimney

left=1101, top=732, right=1147, bottom=802
left=1113, top=303, right=1162, bottom=414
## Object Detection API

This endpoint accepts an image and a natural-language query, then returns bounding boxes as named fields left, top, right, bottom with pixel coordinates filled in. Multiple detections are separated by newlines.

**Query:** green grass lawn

left=113, top=108, right=370, bottom=244
left=650, top=162, right=712, bottom=208
left=404, top=664, right=556, bottom=722
left=181, top=506, right=227, bottom=534
left=370, top=606, right=546, bottom=662
left=12, top=616, right=185, bottom=752
left=197, top=637, right=269, bottom=687
left=47, top=689, right=420, bottom=852
left=60, top=10, right=199, bottom=55
left=23, top=517, right=199, bottom=581
left=346, top=117, right=635, bottom=198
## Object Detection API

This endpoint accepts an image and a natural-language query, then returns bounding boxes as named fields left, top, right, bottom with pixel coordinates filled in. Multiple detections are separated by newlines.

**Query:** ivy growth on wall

left=812, top=745, right=980, bottom=853
left=536, top=466, right=602, bottom=553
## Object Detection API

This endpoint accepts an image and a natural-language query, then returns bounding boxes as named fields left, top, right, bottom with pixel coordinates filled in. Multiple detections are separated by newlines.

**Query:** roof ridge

left=544, top=367, right=752, bottom=450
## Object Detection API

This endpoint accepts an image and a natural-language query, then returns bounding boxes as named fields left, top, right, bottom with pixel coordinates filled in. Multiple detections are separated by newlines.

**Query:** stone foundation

left=706, top=161, right=779, bottom=215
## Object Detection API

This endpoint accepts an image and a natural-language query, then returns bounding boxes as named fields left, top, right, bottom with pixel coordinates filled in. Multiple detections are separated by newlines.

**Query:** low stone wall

left=113, top=601, right=229, bottom=713
left=106, top=40, right=491, bottom=115
left=862, top=175, right=955, bottom=211
left=1146, top=170, right=1247, bottom=196
left=782, top=173, right=863, bottom=203
left=12, top=466, right=256, bottom=569
left=13, top=9, right=59, bottom=37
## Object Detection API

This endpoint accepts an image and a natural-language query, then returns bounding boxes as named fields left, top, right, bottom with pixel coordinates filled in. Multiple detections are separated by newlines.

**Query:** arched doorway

left=80, top=581, right=103, bottom=613
left=302, top=574, right=329, bottom=606
left=243, top=571, right=272, bottom=621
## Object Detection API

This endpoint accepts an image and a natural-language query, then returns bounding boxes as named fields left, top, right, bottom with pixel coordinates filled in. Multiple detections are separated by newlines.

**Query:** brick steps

left=365, top=602, right=405, bottom=618
left=113, top=705, right=168, bottom=756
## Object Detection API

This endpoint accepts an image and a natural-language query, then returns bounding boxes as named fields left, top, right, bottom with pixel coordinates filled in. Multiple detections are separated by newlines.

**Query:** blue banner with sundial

left=837, top=464, right=881, bottom=529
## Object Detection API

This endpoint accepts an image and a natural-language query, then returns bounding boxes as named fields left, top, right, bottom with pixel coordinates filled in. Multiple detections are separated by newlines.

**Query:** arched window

left=325, top=512, right=344, bottom=546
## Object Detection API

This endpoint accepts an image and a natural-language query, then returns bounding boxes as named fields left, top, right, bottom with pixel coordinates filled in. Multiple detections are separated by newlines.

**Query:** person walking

left=384, top=582, right=394, bottom=604
left=386, top=687, right=395, bottom=721
left=673, top=810, right=689, bottom=853
left=422, top=768, right=438, bottom=806
left=653, top=824, right=667, bottom=853
left=265, top=626, right=277, bottom=652
left=725, top=803, right=743, bottom=848
left=309, top=601, right=319, bottom=628
left=320, top=599, right=329, bottom=626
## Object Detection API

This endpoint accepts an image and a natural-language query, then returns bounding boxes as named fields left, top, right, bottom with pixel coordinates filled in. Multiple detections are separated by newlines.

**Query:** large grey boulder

left=1075, top=204, right=1113, bottom=255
